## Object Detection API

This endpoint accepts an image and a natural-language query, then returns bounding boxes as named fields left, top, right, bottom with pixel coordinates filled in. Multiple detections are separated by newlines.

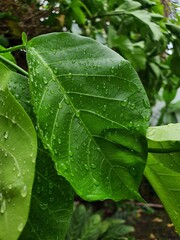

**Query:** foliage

left=0, top=0, right=180, bottom=239
left=66, top=204, right=134, bottom=240
left=0, top=0, right=180, bottom=109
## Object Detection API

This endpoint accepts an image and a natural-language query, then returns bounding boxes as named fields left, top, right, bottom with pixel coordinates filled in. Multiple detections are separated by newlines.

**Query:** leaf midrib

left=29, top=48, right=139, bottom=197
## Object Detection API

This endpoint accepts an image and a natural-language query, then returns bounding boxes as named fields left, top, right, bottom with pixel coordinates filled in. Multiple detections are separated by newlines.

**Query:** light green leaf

left=145, top=124, right=180, bottom=236
left=19, top=147, right=74, bottom=240
left=0, top=63, right=37, bottom=240
left=116, top=0, right=141, bottom=11
left=0, top=45, right=16, bottom=71
left=26, top=32, right=150, bottom=201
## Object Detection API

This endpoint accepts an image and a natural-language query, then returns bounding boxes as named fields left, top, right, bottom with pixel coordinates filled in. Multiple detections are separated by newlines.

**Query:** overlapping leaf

left=26, top=32, right=151, bottom=201
left=0, top=63, right=37, bottom=240
left=145, top=124, right=180, bottom=235
left=19, top=147, right=74, bottom=240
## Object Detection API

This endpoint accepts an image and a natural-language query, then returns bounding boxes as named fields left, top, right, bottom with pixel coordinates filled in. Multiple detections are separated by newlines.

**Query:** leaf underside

left=0, top=63, right=37, bottom=240
left=27, top=32, right=151, bottom=201
left=145, top=124, right=180, bottom=236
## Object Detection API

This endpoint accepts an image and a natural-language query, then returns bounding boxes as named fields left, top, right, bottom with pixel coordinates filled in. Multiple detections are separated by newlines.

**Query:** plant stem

left=0, top=55, right=28, bottom=77
left=0, top=44, right=25, bottom=53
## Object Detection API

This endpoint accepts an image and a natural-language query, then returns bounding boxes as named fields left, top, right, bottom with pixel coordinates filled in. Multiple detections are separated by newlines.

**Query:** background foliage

left=0, top=0, right=180, bottom=115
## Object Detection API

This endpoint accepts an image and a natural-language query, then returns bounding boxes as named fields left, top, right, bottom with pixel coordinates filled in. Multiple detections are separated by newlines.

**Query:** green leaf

left=145, top=124, right=180, bottom=236
left=129, top=10, right=162, bottom=41
left=66, top=205, right=89, bottom=240
left=0, top=63, right=37, bottom=240
left=19, top=147, right=74, bottom=240
left=26, top=32, right=151, bottom=201
left=166, top=23, right=180, bottom=38
left=0, top=45, right=16, bottom=71
left=22, top=32, right=28, bottom=47
left=116, top=0, right=142, bottom=11
left=8, top=72, right=32, bottom=115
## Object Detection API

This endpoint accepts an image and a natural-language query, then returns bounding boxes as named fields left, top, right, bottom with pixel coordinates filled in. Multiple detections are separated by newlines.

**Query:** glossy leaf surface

left=27, top=32, right=151, bottom=201
left=0, top=63, right=37, bottom=240
left=145, top=124, right=180, bottom=235
left=19, top=147, right=74, bottom=240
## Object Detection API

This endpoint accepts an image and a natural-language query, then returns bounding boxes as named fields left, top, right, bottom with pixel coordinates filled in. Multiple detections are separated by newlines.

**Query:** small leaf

left=0, top=45, right=16, bottom=71
left=26, top=32, right=151, bottom=201
left=0, top=63, right=37, bottom=240
left=22, top=32, right=28, bottom=47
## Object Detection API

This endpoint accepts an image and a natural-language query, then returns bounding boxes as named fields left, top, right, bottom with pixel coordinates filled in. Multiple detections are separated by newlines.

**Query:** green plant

left=66, top=203, right=134, bottom=240
left=0, top=31, right=180, bottom=240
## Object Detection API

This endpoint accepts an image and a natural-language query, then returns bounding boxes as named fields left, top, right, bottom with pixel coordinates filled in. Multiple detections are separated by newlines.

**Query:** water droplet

left=75, top=110, right=80, bottom=118
left=17, top=223, right=24, bottom=232
left=39, top=203, right=48, bottom=210
left=59, top=102, right=63, bottom=109
left=111, top=66, right=115, bottom=73
left=129, top=167, right=137, bottom=176
left=103, top=105, right=107, bottom=112
left=121, top=99, right=128, bottom=107
left=61, top=163, right=68, bottom=171
left=84, top=164, right=89, bottom=171
left=90, top=163, right=97, bottom=169
left=130, top=103, right=135, bottom=109
left=64, top=95, right=70, bottom=104
left=54, top=68, right=58, bottom=74
left=93, top=178, right=100, bottom=186
left=128, top=121, right=133, bottom=128
left=68, top=73, right=72, bottom=78
left=43, top=77, right=48, bottom=84
left=3, top=131, right=9, bottom=140
left=0, top=199, right=6, bottom=214
left=21, top=185, right=28, bottom=198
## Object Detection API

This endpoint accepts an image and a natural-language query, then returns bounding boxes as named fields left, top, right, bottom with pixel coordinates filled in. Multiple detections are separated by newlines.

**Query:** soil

left=128, top=207, right=180, bottom=240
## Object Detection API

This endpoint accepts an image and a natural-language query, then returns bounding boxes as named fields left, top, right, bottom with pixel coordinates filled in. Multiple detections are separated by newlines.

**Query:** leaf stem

left=0, top=44, right=25, bottom=53
left=0, top=55, right=28, bottom=77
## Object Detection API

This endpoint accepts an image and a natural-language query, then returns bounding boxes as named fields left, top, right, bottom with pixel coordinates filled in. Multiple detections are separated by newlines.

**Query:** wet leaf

left=19, top=147, right=74, bottom=240
left=26, top=32, right=150, bottom=201
left=0, top=63, right=37, bottom=240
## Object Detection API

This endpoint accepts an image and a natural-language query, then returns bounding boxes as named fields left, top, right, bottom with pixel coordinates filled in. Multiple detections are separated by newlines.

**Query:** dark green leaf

left=166, top=23, right=180, bottom=38
left=26, top=32, right=150, bottom=201
left=0, top=63, right=37, bottom=240
left=8, top=72, right=32, bottom=115
left=19, top=147, right=74, bottom=240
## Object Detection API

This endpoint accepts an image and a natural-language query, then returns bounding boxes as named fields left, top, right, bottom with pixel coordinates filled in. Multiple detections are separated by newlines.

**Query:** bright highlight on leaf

left=0, top=63, right=37, bottom=240
left=27, top=32, right=151, bottom=201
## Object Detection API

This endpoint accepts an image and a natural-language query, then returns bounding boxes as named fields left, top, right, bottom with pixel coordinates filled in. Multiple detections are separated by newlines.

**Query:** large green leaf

left=145, top=124, right=180, bottom=235
left=0, top=63, right=37, bottom=240
left=19, top=147, right=74, bottom=240
left=26, top=32, right=150, bottom=201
